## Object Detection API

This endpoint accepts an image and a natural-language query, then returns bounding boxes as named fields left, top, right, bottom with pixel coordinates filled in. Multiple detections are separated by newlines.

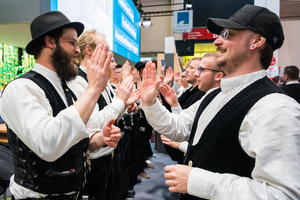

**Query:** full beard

left=51, top=43, right=78, bottom=82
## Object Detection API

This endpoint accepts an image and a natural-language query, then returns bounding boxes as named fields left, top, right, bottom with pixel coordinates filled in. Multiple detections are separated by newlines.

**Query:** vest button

left=188, top=160, right=193, bottom=167
left=34, top=174, right=37, bottom=178
left=20, top=180, right=24, bottom=185
left=35, top=186, right=38, bottom=189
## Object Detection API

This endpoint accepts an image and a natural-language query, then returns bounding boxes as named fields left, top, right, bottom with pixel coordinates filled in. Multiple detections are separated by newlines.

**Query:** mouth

left=217, top=47, right=226, bottom=56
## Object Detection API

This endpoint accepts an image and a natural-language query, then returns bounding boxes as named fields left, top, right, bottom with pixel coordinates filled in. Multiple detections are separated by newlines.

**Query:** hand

left=174, top=72, right=180, bottom=82
left=103, top=118, right=121, bottom=148
left=160, top=135, right=181, bottom=149
left=122, top=60, right=131, bottom=81
left=164, top=164, right=193, bottom=194
left=125, top=88, right=140, bottom=107
left=127, top=102, right=138, bottom=113
left=86, top=43, right=112, bottom=96
left=163, top=67, right=174, bottom=85
left=161, top=63, right=166, bottom=76
left=116, top=75, right=134, bottom=105
left=132, top=68, right=141, bottom=83
left=159, top=83, right=179, bottom=107
left=140, top=61, right=161, bottom=106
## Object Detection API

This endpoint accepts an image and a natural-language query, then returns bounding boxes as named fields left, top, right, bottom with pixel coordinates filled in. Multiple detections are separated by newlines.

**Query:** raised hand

left=140, top=61, right=161, bottom=106
left=164, top=164, right=193, bottom=194
left=163, top=67, right=174, bottom=85
left=122, top=60, right=132, bottom=81
left=103, top=118, right=121, bottom=148
left=159, top=83, right=179, bottom=107
left=160, top=135, right=181, bottom=149
left=125, top=88, right=140, bottom=107
left=116, top=75, right=134, bottom=105
left=86, top=43, right=112, bottom=96
left=174, top=72, right=181, bottom=82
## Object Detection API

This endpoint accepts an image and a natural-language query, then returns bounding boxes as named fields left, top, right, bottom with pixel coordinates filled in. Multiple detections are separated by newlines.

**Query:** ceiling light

left=142, top=17, right=152, bottom=28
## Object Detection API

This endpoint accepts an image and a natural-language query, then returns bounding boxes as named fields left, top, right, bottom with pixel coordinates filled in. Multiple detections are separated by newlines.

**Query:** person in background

left=76, top=29, right=137, bottom=200
left=271, top=76, right=280, bottom=86
left=0, top=11, right=121, bottom=199
left=140, top=4, right=300, bottom=200
left=281, top=65, right=300, bottom=103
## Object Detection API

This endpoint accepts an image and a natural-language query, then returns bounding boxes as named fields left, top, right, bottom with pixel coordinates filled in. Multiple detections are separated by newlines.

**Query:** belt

left=20, top=191, right=80, bottom=200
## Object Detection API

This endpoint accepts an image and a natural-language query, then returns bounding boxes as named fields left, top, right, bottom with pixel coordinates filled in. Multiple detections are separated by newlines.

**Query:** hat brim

left=207, top=18, right=247, bottom=35
left=26, top=22, right=84, bottom=55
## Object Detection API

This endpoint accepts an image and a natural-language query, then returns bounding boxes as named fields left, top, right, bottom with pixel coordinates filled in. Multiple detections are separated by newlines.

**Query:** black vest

left=6, top=70, right=89, bottom=194
left=78, top=68, right=108, bottom=110
left=181, top=77, right=285, bottom=200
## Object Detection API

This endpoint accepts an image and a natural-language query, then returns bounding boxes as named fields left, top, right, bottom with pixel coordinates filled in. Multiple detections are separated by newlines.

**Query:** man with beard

left=0, top=11, right=121, bottom=199
left=139, top=4, right=300, bottom=200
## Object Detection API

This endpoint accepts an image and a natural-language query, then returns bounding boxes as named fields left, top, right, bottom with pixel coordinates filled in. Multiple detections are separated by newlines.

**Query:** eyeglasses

left=220, top=28, right=229, bottom=40
left=197, top=67, right=220, bottom=74
left=60, top=36, right=79, bottom=48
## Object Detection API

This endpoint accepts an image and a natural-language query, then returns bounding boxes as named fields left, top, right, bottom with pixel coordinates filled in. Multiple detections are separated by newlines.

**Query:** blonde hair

left=77, top=29, right=105, bottom=63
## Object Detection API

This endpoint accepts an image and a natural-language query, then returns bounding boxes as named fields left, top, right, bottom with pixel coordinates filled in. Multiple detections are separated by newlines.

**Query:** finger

left=89, top=44, right=102, bottom=67
left=165, top=165, right=173, bottom=173
left=106, top=118, right=116, bottom=127
left=150, top=62, right=156, bottom=81
left=103, top=50, right=112, bottom=73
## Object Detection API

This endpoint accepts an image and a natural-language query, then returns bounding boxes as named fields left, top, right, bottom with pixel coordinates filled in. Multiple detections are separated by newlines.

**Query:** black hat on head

left=207, top=4, right=284, bottom=50
left=26, top=11, right=84, bottom=55
left=135, top=61, right=146, bottom=71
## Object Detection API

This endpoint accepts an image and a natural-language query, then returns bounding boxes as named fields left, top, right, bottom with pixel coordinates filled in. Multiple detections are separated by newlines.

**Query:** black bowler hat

left=207, top=4, right=284, bottom=50
left=26, top=11, right=84, bottom=55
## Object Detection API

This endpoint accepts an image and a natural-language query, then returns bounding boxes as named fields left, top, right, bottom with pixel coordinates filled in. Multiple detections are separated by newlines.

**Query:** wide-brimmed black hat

left=26, top=11, right=84, bottom=55
left=207, top=4, right=284, bottom=50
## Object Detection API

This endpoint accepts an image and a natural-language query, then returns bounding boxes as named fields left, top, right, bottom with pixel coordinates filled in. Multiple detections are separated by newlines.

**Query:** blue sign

left=113, top=0, right=140, bottom=62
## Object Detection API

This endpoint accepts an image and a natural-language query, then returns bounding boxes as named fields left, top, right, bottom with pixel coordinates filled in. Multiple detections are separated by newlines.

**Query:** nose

left=213, top=36, right=223, bottom=47
left=194, top=70, right=200, bottom=77
left=75, top=46, right=81, bottom=54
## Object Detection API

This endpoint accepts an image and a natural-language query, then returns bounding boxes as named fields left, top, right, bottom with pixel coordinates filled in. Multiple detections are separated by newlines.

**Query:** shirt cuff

left=111, top=98, right=125, bottom=112
left=179, top=141, right=188, bottom=154
left=188, top=168, right=213, bottom=199
left=141, top=98, right=164, bottom=119
left=171, top=105, right=182, bottom=114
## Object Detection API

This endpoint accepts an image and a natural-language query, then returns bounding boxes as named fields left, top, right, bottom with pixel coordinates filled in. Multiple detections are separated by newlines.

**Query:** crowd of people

left=0, top=3, right=300, bottom=200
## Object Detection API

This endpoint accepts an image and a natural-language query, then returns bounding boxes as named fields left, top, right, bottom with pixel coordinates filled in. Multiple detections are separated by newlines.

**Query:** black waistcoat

left=181, top=77, right=284, bottom=200
left=6, top=70, right=89, bottom=194
left=78, top=68, right=108, bottom=110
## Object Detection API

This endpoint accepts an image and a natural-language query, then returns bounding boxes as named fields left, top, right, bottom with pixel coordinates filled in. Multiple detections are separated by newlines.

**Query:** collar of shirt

left=33, top=63, right=61, bottom=84
left=220, top=70, right=267, bottom=94
left=79, top=65, right=87, bottom=73
left=286, top=80, right=300, bottom=85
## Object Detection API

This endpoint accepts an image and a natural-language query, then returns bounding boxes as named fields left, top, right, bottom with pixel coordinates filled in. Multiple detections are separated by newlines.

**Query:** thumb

left=106, top=118, right=116, bottom=127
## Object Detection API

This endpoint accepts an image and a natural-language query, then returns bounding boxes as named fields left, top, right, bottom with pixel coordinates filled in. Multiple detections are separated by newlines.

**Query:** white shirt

left=142, top=70, right=300, bottom=199
left=0, top=64, right=125, bottom=198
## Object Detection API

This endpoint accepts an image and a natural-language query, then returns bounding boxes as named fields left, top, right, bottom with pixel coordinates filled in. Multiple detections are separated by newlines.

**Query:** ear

left=215, top=72, right=223, bottom=81
left=44, top=36, right=56, bottom=50
left=85, top=45, right=93, bottom=56
left=250, top=35, right=266, bottom=50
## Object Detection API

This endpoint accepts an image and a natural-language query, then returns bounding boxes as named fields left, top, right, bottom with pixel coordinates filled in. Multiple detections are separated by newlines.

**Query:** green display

left=0, top=43, right=35, bottom=90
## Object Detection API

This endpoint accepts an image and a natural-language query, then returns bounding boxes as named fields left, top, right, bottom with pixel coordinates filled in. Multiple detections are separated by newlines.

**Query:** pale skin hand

left=74, top=43, right=112, bottom=125
left=164, top=164, right=193, bottom=194
left=132, top=68, right=141, bottom=88
left=174, top=72, right=180, bottom=82
left=103, top=118, right=121, bottom=148
left=125, top=88, right=140, bottom=107
left=159, top=83, right=179, bottom=107
left=115, top=75, right=134, bottom=105
left=163, top=67, right=174, bottom=85
left=89, top=118, right=121, bottom=150
left=160, top=135, right=181, bottom=149
left=140, top=61, right=161, bottom=107
left=127, top=102, right=138, bottom=113
left=122, top=60, right=131, bottom=81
